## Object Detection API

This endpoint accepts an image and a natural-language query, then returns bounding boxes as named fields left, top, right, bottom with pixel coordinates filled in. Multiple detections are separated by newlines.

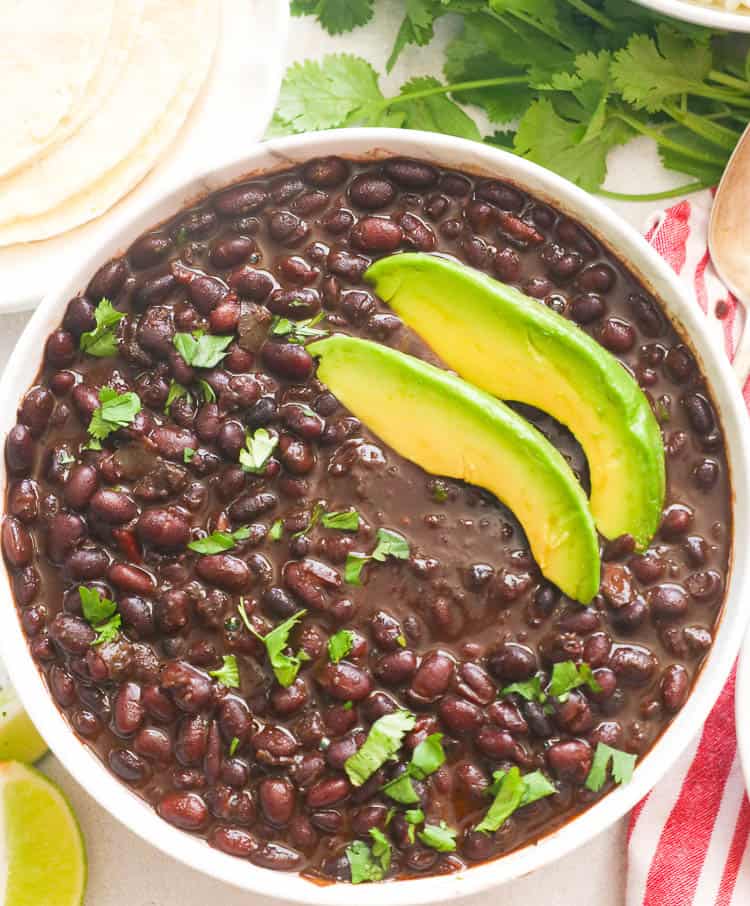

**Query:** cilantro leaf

left=272, top=55, right=386, bottom=134
left=270, top=313, right=328, bottom=344
left=209, top=654, right=240, bottom=689
left=369, top=828, right=391, bottom=874
left=345, top=711, right=416, bottom=787
left=411, top=732, right=446, bottom=778
left=239, top=428, right=278, bottom=474
left=243, top=605, right=309, bottom=687
left=173, top=332, right=233, bottom=369
left=328, top=629, right=355, bottom=664
left=164, top=380, right=189, bottom=413
left=87, top=388, right=141, bottom=449
left=321, top=509, right=360, bottom=532
left=183, top=447, right=196, bottom=464
left=585, top=743, right=637, bottom=792
left=80, top=299, right=124, bottom=358
left=387, top=0, right=443, bottom=72
left=501, top=675, right=546, bottom=703
left=198, top=379, right=216, bottom=403
left=188, top=526, right=251, bottom=555
left=611, top=30, right=713, bottom=113
left=291, top=0, right=374, bottom=35
left=345, top=527, right=410, bottom=586
left=476, top=765, right=524, bottom=834
left=269, top=519, right=284, bottom=541
left=382, top=732, right=444, bottom=804
left=405, top=807, right=424, bottom=843
left=418, top=821, right=457, bottom=853
left=479, top=767, right=556, bottom=833
left=346, top=839, right=384, bottom=885
left=79, top=587, right=121, bottom=646
left=229, top=737, right=240, bottom=757
left=547, top=660, right=602, bottom=700
left=394, top=76, right=481, bottom=142
left=371, top=527, right=410, bottom=562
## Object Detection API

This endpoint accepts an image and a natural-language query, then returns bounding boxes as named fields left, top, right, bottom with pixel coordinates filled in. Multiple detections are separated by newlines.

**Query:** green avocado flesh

left=309, top=335, right=600, bottom=603
left=366, top=253, right=666, bottom=550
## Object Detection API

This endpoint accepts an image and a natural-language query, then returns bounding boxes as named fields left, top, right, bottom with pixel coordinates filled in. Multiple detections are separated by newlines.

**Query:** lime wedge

left=0, top=666, right=47, bottom=764
left=1, top=762, right=86, bottom=906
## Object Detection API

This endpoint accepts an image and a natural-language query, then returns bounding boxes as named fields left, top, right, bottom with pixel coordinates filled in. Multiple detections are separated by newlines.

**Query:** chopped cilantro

left=369, top=828, right=391, bottom=873
left=188, top=526, right=251, bottom=555
left=241, top=603, right=309, bottom=687
left=548, top=661, right=602, bottom=701
left=57, top=450, right=76, bottom=466
left=269, top=519, right=284, bottom=541
left=585, top=743, right=637, bottom=793
left=478, top=767, right=556, bottom=833
left=430, top=479, right=449, bottom=504
left=198, top=379, right=216, bottom=403
left=239, top=428, right=278, bottom=474
left=183, top=447, right=196, bottom=464
left=209, top=655, right=240, bottom=689
left=382, top=732, right=445, bottom=804
left=345, top=710, right=416, bottom=787
left=345, top=527, right=410, bottom=586
left=87, top=388, right=141, bottom=449
left=173, top=331, right=233, bottom=368
left=320, top=509, right=360, bottom=531
left=346, top=838, right=384, bottom=885
left=396, top=633, right=407, bottom=648
left=80, top=299, right=124, bottom=358
left=404, top=807, right=424, bottom=843
left=328, top=629, right=355, bottom=664
left=418, top=821, right=457, bottom=853
left=229, top=737, right=240, bottom=757
left=501, top=675, right=547, bottom=703
left=270, top=312, right=328, bottom=344
left=79, top=587, right=121, bottom=646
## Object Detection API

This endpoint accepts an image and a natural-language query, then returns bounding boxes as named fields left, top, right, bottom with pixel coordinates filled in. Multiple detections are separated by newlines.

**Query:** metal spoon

left=708, top=123, right=750, bottom=387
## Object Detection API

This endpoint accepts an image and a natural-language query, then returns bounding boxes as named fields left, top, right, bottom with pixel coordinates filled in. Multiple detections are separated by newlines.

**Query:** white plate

left=0, top=0, right=289, bottom=313
left=633, top=0, right=750, bottom=30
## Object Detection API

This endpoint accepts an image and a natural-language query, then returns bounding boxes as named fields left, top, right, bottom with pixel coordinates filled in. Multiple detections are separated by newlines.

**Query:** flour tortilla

left=0, top=0, right=115, bottom=178
left=0, top=0, right=218, bottom=246
left=0, top=0, right=209, bottom=229
left=16, top=0, right=148, bottom=176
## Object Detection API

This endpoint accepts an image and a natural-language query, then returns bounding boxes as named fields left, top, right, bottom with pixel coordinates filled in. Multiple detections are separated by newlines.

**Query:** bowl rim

left=2, top=127, right=749, bottom=905
left=631, top=0, right=750, bottom=31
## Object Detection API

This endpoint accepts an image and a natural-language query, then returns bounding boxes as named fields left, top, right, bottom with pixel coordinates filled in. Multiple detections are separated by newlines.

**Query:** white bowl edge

left=633, top=0, right=750, bottom=31
left=1, top=128, right=749, bottom=905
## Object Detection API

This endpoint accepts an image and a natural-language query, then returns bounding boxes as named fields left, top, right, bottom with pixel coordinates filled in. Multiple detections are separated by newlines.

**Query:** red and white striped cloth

left=627, top=193, right=749, bottom=905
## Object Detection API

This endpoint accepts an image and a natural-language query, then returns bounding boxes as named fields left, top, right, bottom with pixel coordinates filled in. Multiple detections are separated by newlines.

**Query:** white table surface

left=3, top=2, right=706, bottom=902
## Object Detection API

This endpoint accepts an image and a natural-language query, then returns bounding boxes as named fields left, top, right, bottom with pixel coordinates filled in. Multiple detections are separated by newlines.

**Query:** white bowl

left=633, top=0, right=750, bottom=31
left=2, top=129, right=749, bottom=904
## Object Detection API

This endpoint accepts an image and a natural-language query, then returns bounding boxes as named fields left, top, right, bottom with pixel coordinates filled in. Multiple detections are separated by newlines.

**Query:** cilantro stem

left=483, top=9, right=575, bottom=52
left=686, top=86, right=750, bottom=110
left=662, top=103, right=741, bottom=151
left=562, top=0, right=615, bottom=30
left=381, top=76, right=529, bottom=111
left=708, top=70, right=750, bottom=92
left=613, top=111, right=727, bottom=165
left=598, top=182, right=712, bottom=202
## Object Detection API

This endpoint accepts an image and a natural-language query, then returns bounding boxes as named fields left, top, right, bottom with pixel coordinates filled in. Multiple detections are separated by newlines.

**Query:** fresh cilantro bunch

left=281, top=0, right=750, bottom=199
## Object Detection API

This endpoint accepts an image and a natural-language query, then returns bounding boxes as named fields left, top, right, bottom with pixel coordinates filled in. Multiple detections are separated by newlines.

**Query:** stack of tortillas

left=0, top=0, right=219, bottom=246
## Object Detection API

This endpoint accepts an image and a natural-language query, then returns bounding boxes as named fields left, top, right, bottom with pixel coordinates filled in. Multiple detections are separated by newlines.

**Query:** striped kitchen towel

left=627, top=193, right=749, bottom=905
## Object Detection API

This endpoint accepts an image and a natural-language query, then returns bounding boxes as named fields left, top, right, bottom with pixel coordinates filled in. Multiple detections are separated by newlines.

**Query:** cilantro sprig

left=79, top=587, right=121, bottom=646
left=345, top=527, right=410, bottom=586
left=346, top=827, right=391, bottom=884
left=80, top=299, right=124, bottom=358
left=270, top=312, right=328, bottom=344
left=188, top=526, right=252, bottom=555
left=501, top=660, right=601, bottom=706
left=87, top=388, right=141, bottom=450
left=279, top=3, right=750, bottom=199
left=240, top=602, right=309, bottom=687
left=328, top=629, right=355, bottom=664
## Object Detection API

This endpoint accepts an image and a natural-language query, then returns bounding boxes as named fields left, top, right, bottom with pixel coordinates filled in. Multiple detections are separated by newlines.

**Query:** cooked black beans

left=3, top=156, right=731, bottom=883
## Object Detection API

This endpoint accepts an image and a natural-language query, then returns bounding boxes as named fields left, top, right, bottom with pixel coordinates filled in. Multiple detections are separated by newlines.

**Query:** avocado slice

left=309, top=335, right=600, bottom=603
left=366, top=253, right=665, bottom=549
